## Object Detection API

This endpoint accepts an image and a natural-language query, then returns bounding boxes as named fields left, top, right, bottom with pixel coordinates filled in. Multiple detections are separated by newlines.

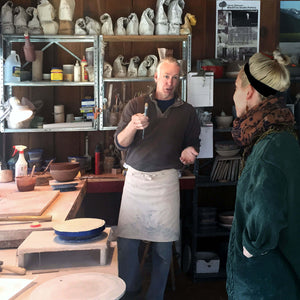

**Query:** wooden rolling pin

left=0, top=215, right=52, bottom=222
left=0, top=261, right=26, bottom=275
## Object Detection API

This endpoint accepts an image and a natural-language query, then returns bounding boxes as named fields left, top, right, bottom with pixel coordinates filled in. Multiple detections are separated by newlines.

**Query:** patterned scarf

left=232, top=96, right=295, bottom=165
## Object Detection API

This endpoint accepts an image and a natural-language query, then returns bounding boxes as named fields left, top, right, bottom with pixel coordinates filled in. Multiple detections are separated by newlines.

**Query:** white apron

left=117, top=166, right=180, bottom=242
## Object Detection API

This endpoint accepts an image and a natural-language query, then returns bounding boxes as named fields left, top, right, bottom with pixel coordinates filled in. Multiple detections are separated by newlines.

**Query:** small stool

left=140, top=241, right=176, bottom=291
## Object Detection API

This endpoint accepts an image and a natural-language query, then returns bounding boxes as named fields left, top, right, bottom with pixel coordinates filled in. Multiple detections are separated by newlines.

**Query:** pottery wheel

left=53, top=218, right=105, bottom=233
left=53, top=218, right=106, bottom=240
left=30, top=272, right=126, bottom=300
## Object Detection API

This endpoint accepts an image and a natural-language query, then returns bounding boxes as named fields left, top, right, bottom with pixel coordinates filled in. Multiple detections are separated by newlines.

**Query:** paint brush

left=142, top=102, right=148, bottom=139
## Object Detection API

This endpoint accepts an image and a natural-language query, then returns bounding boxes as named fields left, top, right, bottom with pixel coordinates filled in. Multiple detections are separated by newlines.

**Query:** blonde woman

left=226, top=50, right=300, bottom=299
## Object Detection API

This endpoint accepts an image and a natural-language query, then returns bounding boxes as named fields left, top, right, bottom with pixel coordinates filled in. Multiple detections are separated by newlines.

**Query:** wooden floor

left=164, top=273, right=228, bottom=300
left=141, top=258, right=228, bottom=300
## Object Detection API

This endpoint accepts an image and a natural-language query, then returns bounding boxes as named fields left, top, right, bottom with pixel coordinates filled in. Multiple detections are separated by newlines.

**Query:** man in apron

left=114, top=57, right=200, bottom=300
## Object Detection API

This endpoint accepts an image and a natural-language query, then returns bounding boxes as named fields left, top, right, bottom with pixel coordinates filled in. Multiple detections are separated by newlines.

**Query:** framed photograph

left=280, top=1, right=300, bottom=42
left=279, top=1, right=300, bottom=67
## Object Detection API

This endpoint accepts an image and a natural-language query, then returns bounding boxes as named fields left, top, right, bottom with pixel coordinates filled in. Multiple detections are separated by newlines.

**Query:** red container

left=202, top=65, right=224, bottom=79
left=95, top=144, right=101, bottom=175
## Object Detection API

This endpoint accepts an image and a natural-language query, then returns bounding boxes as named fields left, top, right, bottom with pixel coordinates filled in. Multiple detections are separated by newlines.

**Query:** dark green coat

left=227, top=131, right=300, bottom=299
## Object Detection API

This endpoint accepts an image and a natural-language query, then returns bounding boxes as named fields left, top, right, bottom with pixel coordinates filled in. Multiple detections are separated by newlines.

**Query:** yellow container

left=51, top=68, right=63, bottom=81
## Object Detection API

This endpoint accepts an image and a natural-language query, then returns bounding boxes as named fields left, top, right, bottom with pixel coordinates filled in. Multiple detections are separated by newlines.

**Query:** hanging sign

left=215, top=0, right=261, bottom=61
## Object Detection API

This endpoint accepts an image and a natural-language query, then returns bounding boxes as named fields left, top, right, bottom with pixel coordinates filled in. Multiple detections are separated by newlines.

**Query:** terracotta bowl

left=50, top=162, right=80, bottom=171
left=16, top=176, right=37, bottom=192
left=50, top=167, right=80, bottom=182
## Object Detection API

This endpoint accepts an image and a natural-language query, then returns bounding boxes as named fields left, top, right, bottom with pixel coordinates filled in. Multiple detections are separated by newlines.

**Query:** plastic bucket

left=4, top=50, right=21, bottom=83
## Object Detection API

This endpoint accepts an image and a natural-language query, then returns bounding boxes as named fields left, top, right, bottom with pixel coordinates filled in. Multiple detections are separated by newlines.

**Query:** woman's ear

left=246, top=84, right=255, bottom=100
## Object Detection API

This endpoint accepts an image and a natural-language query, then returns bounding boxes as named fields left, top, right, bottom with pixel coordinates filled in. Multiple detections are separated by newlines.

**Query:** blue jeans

left=118, top=237, right=173, bottom=300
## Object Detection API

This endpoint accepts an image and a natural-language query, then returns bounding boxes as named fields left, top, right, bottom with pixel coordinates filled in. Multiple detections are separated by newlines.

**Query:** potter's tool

left=107, top=83, right=113, bottom=110
left=0, top=261, right=26, bottom=275
left=84, top=135, right=92, bottom=171
left=0, top=215, right=52, bottom=222
left=32, top=269, right=59, bottom=274
left=30, top=165, right=36, bottom=177
left=41, top=159, right=53, bottom=175
left=142, top=102, right=148, bottom=139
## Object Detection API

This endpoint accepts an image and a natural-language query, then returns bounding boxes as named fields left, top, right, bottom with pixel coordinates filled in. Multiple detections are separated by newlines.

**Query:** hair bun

left=273, top=49, right=290, bottom=66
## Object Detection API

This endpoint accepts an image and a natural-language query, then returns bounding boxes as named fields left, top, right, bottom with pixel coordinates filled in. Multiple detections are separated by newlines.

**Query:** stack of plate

left=49, top=179, right=78, bottom=192
left=218, top=211, right=234, bottom=229
left=215, top=141, right=240, bottom=157
left=198, top=207, right=217, bottom=228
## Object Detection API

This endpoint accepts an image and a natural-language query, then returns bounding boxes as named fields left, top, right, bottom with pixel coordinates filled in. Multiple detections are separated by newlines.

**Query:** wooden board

left=0, top=278, right=35, bottom=300
left=0, top=190, right=59, bottom=217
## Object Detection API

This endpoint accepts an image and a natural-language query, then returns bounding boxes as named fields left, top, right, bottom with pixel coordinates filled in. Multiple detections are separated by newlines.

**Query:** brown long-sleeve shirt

left=114, top=93, right=200, bottom=172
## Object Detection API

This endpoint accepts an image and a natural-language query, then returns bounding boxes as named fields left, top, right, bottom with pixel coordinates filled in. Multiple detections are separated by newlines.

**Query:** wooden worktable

left=0, top=238, right=119, bottom=300
left=0, top=181, right=122, bottom=299
left=0, top=180, right=87, bottom=249
left=84, top=171, right=195, bottom=193
left=0, top=172, right=195, bottom=298
left=0, top=172, right=195, bottom=248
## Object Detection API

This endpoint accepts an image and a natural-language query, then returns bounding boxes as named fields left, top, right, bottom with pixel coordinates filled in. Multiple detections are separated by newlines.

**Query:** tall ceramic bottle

left=23, top=32, right=36, bottom=62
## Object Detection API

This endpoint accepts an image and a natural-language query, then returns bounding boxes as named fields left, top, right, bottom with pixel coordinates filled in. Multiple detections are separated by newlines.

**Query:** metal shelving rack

left=99, top=34, right=192, bottom=130
left=183, top=159, right=237, bottom=282
left=0, top=34, right=99, bottom=133
left=0, top=34, right=191, bottom=132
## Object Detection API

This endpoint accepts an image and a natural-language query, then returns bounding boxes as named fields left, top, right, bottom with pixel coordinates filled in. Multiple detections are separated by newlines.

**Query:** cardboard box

left=196, top=252, right=220, bottom=273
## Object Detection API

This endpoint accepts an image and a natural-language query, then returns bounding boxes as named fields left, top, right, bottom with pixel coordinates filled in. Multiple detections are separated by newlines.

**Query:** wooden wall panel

left=260, top=0, right=280, bottom=52
left=1, top=0, right=283, bottom=164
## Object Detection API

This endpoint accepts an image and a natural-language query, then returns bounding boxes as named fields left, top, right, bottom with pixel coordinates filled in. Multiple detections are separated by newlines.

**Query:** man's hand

left=131, top=113, right=149, bottom=130
left=117, top=113, right=149, bottom=148
left=180, top=146, right=198, bottom=165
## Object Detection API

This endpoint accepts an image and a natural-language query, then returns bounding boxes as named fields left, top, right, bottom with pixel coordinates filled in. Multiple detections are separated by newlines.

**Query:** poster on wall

left=279, top=1, right=300, bottom=68
left=215, top=0, right=260, bottom=62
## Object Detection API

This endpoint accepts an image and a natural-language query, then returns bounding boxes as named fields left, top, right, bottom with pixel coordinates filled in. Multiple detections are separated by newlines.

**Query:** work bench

left=0, top=172, right=195, bottom=298
left=0, top=179, right=121, bottom=299
left=83, top=172, right=195, bottom=226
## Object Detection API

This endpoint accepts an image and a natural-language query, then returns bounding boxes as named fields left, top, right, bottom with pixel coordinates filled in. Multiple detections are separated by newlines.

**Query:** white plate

left=218, top=211, right=234, bottom=224
left=219, top=223, right=232, bottom=229
left=30, top=272, right=126, bottom=300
